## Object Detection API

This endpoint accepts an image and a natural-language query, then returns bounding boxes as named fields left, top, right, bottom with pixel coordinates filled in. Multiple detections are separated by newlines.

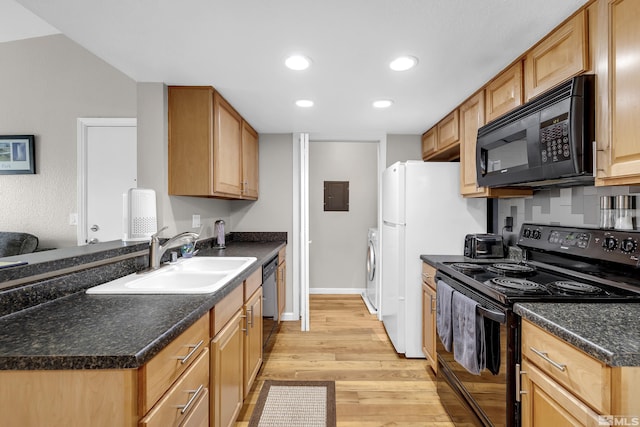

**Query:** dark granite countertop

left=515, top=302, right=640, bottom=367
left=0, top=240, right=285, bottom=370
left=420, top=254, right=468, bottom=267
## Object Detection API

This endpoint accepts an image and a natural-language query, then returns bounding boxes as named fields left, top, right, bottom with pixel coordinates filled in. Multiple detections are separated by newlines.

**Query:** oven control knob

left=620, top=238, right=637, bottom=254
left=523, top=228, right=531, bottom=238
left=603, top=236, right=618, bottom=251
left=532, top=230, right=541, bottom=239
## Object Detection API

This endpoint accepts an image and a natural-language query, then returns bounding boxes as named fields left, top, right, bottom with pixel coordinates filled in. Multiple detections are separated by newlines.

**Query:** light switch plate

left=192, top=214, right=200, bottom=228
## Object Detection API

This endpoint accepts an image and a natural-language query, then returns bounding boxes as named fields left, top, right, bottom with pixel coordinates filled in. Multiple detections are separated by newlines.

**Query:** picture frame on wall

left=0, top=135, right=35, bottom=174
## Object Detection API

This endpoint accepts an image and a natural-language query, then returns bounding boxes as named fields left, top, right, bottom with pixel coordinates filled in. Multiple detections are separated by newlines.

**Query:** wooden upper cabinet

left=524, top=11, right=588, bottom=101
left=485, top=61, right=523, bottom=123
left=422, top=111, right=461, bottom=161
left=421, top=127, right=437, bottom=160
left=593, top=0, right=640, bottom=185
left=241, top=121, right=259, bottom=200
left=437, top=110, right=460, bottom=151
left=168, top=86, right=259, bottom=199
left=168, top=86, right=215, bottom=197
left=213, top=92, right=243, bottom=197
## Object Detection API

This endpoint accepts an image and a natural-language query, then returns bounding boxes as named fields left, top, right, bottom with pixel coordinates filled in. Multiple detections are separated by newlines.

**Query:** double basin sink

left=86, top=256, right=257, bottom=294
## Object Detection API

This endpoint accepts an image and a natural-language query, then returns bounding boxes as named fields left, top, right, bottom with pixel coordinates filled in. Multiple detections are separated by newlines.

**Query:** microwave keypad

left=540, top=122, right=570, bottom=163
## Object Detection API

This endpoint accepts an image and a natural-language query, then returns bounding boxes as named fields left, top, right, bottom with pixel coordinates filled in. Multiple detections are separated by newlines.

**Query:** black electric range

left=439, top=224, right=640, bottom=306
left=434, top=224, right=640, bottom=427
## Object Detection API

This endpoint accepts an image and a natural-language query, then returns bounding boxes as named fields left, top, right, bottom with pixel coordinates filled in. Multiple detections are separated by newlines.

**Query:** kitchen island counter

left=515, top=302, right=640, bottom=367
left=0, top=240, right=285, bottom=370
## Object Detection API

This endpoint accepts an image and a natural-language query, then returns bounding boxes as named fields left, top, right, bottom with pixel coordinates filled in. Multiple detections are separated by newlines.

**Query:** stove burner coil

left=450, top=263, right=485, bottom=272
left=486, top=277, right=546, bottom=293
left=548, top=281, right=605, bottom=295
left=487, top=263, right=536, bottom=276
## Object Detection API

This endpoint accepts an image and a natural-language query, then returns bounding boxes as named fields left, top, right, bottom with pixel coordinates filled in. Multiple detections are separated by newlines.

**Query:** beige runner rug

left=248, top=380, right=337, bottom=427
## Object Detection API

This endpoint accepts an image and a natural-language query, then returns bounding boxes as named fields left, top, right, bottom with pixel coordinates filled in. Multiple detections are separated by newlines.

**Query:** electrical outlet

left=69, top=213, right=78, bottom=226
left=504, top=216, right=513, bottom=232
left=192, top=214, right=200, bottom=228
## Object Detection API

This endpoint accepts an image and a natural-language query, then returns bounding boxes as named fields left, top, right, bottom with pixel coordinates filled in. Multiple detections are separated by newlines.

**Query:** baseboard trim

left=309, top=288, right=365, bottom=295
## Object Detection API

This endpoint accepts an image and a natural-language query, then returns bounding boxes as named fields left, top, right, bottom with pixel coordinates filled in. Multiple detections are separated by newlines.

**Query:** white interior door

left=77, top=118, right=137, bottom=245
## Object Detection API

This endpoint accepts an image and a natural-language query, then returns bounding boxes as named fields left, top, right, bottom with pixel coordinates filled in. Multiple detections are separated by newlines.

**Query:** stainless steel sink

left=86, top=256, right=257, bottom=294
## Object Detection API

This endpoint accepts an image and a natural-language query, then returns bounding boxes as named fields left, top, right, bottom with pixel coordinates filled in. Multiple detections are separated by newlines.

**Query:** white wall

left=230, top=133, right=294, bottom=311
left=386, top=134, right=421, bottom=167
left=308, top=141, right=378, bottom=292
left=0, top=34, right=137, bottom=248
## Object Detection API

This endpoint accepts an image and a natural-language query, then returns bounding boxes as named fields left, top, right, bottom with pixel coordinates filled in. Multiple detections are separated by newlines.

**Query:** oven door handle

left=476, top=305, right=506, bottom=324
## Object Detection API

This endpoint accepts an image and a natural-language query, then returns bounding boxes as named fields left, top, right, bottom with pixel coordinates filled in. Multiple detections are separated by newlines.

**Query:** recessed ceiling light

left=285, top=55, right=311, bottom=71
left=373, top=99, right=393, bottom=109
left=389, top=56, right=418, bottom=71
left=296, top=99, right=314, bottom=108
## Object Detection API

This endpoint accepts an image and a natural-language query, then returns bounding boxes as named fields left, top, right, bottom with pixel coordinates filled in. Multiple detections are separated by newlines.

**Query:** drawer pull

left=530, top=347, right=566, bottom=372
left=178, top=384, right=204, bottom=414
left=422, top=273, right=432, bottom=281
left=178, top=340, right=204, bottom=365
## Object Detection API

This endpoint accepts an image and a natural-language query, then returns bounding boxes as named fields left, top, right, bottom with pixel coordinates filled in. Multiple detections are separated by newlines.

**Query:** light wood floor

left=235, top=294, right=454, bottom=426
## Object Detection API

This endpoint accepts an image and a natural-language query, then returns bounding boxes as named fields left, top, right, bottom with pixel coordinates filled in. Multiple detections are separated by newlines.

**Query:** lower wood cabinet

left=421, top=263, right=437, bottom=373
left=211, top=309, right=244, bottom=427
left=520, top=319, right=640, bottom=426
left=277, top=247, right=287, bottom=323
left=244, top=286, right=263, bottom=398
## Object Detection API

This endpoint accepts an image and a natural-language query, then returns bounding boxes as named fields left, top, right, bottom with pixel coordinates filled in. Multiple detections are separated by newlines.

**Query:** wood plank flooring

left=235, top=294, right=454, bottom=426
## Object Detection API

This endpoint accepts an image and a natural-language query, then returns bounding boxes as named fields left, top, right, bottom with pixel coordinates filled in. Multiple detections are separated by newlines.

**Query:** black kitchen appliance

left=476, top=75, right=594, bottom=189
left=435, top=223, right=640, bottom=426
left=464, top=234, right=505, bottom=259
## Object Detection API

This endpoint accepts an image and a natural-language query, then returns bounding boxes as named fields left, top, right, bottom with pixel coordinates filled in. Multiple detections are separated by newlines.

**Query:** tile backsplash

left=498, top=185, right=640, bottom=244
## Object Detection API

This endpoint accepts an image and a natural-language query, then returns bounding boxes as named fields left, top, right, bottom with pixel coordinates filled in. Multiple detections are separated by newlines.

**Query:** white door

left=77, top=118, right=137, bottom=245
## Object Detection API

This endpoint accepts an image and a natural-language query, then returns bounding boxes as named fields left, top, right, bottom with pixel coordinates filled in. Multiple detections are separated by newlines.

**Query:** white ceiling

left=6, top=0, right=589, bottom=135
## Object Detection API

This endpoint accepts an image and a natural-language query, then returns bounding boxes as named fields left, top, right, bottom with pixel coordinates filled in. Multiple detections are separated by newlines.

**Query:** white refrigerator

left=381, top=161, right=486, bottom=358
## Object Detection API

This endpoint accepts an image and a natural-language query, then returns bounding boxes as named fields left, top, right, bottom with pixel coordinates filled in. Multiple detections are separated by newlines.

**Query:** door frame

left=293, top=132, right=386, bottom=331
left=76, top=117, right=137, bottom=246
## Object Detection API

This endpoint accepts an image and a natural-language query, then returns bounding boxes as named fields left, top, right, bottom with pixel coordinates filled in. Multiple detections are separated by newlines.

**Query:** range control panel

left=518, top=223, right=640, bottom=267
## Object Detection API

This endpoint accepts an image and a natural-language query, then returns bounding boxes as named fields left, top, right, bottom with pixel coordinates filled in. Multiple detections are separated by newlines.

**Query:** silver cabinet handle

left=178, top=340, right=204, bottom=365
left=241, top=314, right=248, bottom=336
left=178, top=384, right=204, bottom=414
left=515, top=363, right=527, bottom=402
left=248, top=307, right=253, bottom=328
left=530, top=347, right=566, bottom=371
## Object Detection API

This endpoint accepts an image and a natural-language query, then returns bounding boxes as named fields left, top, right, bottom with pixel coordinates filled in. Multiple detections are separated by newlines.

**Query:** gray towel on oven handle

left=436, top=280, right=454, bottom=352
left=452, top=291, right=486, bottom=375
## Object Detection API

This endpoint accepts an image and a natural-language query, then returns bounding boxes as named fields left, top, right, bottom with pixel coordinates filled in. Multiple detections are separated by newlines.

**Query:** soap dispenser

left=214, top=219, right=226, bottom=249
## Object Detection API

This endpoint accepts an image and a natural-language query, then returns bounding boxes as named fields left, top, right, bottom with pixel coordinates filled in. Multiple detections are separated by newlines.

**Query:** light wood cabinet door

left=485, top=61, right=523, bottom=123
left=520, top=359, right=603, bottom=427
left=243, top=286, right=263, bottom=398
left=524, top=11, right=588, bottom=101
left=213, top=92, right=243, bottom=197
left=421, top=263, right=437, bottom=373
left=211, top=309, right=244, bottom=427
left=421, top=127, right=437, bottom=160
left=277, top=259, right=286, bottom=324
left=436, top=110, right=460, bottom=152
left=241, top=121, right=259, bottom=200
left=168, top=86, right=215, bottom=196
left=595, top=0, right=640, bottom=185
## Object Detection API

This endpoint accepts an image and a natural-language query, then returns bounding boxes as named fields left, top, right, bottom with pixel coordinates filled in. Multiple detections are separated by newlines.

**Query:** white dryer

left=364, top=227, right=379, bottom=312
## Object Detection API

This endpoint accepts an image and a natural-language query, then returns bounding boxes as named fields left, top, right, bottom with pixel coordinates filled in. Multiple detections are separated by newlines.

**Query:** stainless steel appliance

left=435, top=223, right=640, bottom=426
left=476, top=75, right=594, bottom=189
left=464, top=234, right=504, bottom=259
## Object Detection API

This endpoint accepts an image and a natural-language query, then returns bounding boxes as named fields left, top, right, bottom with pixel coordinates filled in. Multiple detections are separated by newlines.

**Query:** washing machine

left=364, top=227, right=379, bottom=312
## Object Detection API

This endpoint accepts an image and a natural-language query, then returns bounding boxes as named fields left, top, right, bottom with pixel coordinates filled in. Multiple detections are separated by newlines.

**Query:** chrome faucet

left=147, top=226, right=200, bottom=270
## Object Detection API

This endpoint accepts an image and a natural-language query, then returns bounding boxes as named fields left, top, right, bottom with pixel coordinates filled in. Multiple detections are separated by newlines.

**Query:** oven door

left=436, top=273, right=519, bottom=427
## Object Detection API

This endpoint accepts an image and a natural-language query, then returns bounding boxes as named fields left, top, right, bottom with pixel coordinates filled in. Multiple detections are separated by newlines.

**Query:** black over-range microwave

left=476, top=74, right=595, bottom=188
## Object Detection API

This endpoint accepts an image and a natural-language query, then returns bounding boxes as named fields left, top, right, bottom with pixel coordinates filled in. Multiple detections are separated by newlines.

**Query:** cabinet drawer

left=211, top=284, right=243, bottom=336
left=179, top=387, right=209, bottom=427
left=140, top=347, right=209, bottom=427
left=244, top=267, right=262, bottom=302
left=139, top=314, right=209, bottom=414
left=521, top=320, right=610, bottom=413
left=422, top=263, right=437, bottom=290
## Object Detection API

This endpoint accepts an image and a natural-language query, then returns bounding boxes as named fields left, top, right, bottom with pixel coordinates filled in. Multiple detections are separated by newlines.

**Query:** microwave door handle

left=476, top=305, right=506, bottom=324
